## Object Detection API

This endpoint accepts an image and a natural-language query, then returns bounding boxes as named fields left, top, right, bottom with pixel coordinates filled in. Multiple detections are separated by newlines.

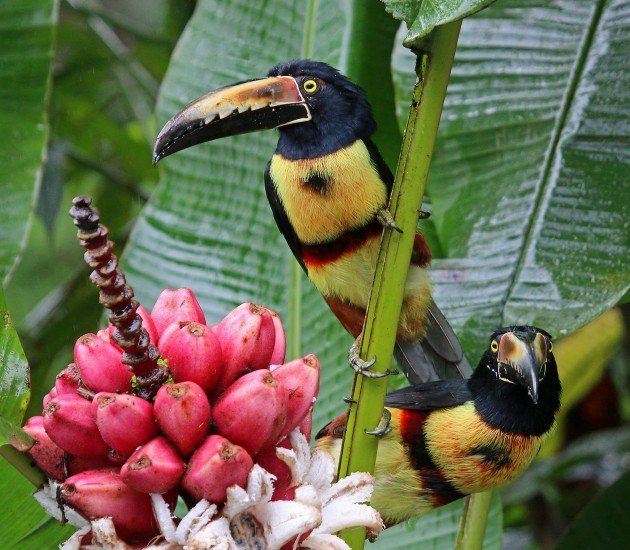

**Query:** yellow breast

left=269, top=140, right=388, bottom=244
left=425, top=402, right=541, bottom=494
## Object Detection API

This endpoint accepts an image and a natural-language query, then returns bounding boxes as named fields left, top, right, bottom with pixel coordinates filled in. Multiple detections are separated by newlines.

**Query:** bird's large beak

left=497, top=332, right=548, bottom=404
left=153, top=76, right=311, bottom=164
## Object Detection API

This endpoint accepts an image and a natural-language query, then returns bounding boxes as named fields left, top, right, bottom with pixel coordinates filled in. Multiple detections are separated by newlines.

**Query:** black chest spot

left=301, top=173, right=329, bottom=193
left=469, top=444, right=511, bottom=471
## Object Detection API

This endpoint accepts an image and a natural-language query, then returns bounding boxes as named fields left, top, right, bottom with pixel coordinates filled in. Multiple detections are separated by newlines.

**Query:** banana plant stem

left=337, top=20, right=462, bottom=549
left=455, top=492, right=493, bottom=550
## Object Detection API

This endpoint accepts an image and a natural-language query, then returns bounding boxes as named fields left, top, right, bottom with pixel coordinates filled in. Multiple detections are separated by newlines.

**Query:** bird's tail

left=394, top=299, right=472, bottom=385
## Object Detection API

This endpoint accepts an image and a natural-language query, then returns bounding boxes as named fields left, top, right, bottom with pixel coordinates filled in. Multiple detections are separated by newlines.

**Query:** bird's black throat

left=469, top=351, right=561, bottom=436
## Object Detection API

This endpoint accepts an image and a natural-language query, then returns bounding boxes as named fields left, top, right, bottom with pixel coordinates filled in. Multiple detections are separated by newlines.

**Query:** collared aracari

left=153, top=59, right=469, bottom=383
left=316, top=326, right=561, bottom=525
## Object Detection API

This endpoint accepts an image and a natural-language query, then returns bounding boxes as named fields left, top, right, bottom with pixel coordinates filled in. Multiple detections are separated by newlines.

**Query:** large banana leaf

left=0, top=459, right=73, bottom=549
left=0, top=0, right=57, bottom=283
left=393, top=0, right=630, bottom=361
left=0, top=287, right=30, bottom=442
left=381, top=0, right=496, bottom=45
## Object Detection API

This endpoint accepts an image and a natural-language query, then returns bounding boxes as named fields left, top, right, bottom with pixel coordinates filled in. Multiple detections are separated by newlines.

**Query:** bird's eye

left=490, top=339, right=499, bottom=353
left=303, top=79, right=318, bottom=94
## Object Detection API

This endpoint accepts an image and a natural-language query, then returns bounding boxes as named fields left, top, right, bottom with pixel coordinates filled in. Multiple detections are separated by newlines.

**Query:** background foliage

left=1, top=0, right=628, bottom=548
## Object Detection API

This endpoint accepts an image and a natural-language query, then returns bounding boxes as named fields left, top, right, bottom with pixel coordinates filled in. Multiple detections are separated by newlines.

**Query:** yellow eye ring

left=490, top=340, right=499, bottom=353
left=303, top=79, right=318, bottom=93
left=548, top=341, right=553, bottom=352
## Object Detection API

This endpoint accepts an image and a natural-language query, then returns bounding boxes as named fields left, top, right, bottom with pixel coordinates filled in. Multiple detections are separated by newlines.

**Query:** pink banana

left=73, top=334, right=132, bottom=393
left=182, top=435, right=253, bottom=503
left=213, top=369, right=288, bottom=455
left=121, top=436, right=185, bottom=494
left=159, top=321, right=222, bottom=392
left=94, top=393, right=158, bottom=457
left=213, top=303, right=277, bottom=392
left=22, top=416, right=66, bottom=481
left=269, top=312, right=286, bottom=365
left=270, top=354, right=320, bottom=437
left=43, top=394, right=108, bottom=458
left=55, top=364, right=83, bottom=396
left=153, top=382, right=211, bottom=456
left=151, top=288, right=206, bottom=337
left=61, top=469, right=161, bottom=544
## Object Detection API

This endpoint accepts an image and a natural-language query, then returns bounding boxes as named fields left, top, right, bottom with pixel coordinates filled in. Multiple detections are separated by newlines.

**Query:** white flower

left=57, top=430, right=383, bottom=549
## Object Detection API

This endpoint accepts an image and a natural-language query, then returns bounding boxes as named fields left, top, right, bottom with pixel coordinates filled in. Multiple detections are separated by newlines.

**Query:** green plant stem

left=337, top=20, right=461, bottom=548
left=455, top=492, right=493, bottom=550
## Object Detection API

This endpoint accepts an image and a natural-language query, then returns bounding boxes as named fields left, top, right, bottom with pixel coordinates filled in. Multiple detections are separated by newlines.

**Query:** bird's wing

left=316, top=380, right=471, bottom=439
left=385, top=379, right=472, bottom=411
left=394, top=300, right=472, bottom=384
left=424, top=299, right=464, bottom=363
left=363, top=138, right=394, bottom=194
left=264, top=161, right=307, bottom=273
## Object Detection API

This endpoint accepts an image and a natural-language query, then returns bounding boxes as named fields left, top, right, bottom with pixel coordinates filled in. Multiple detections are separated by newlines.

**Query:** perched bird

left=153, top=59, right=469, bottom=382
left=316, top=326, right=561, bottom=525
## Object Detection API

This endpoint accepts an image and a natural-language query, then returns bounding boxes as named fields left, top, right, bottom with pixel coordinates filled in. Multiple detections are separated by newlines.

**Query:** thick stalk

left=455, top=492, right=493, bottom=550
left=337, top=21, right=461, bottom=548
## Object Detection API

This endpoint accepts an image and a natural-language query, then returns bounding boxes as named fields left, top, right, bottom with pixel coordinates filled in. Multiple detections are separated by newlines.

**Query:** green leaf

left=393, top=0, right=630, bottom=361
left=381, top=0, right=496, bottom=46
left=0, top=0, right=57, bottom=282
left=0, top=458, right=72, bottom=549
left=0, top=286, right=30, bottom=440
left=373, top=492, right=502, bottom=549
left=0, top=418, right=32, bottom=450
left=556, top=469, right=630, bottom=549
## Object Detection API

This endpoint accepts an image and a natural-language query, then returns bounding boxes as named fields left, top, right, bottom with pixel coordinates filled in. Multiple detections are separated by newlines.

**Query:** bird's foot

left=418, top=209, right=431, bottom=219
left=365, top=409, right=392, bottom=437
left=348, top=340, right=398, bottom=378
left=343, top=395, right=357, bottom=404
left=376, top=209, right=403, bottom=233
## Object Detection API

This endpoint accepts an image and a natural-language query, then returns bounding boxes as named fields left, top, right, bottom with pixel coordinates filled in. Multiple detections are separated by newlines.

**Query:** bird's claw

left=348, top=341, right=397, bottom=378
left=365, top=409, right=392, bottom=437
left=343, top=395, right=357, bottom=404
left=418, top=209, right=431, bottom=219
left=377, top=209, right=403, bottom=233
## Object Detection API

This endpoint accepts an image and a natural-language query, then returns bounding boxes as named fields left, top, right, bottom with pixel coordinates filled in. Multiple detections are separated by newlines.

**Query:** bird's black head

left=469, top=326, right=561, bottom=436
left=152, top=59, right=376, bottom=164
left=267, top=60, right=376, bottom=159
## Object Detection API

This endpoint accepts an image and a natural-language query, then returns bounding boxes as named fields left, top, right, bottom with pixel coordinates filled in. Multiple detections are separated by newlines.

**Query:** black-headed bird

left=316, top=326, right=561, bottom=525
left=153, top=59, right=469, bottom=382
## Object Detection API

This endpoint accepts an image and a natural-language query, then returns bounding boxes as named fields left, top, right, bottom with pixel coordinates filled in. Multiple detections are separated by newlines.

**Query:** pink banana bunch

left=18, top=288, right=320, bottom=545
